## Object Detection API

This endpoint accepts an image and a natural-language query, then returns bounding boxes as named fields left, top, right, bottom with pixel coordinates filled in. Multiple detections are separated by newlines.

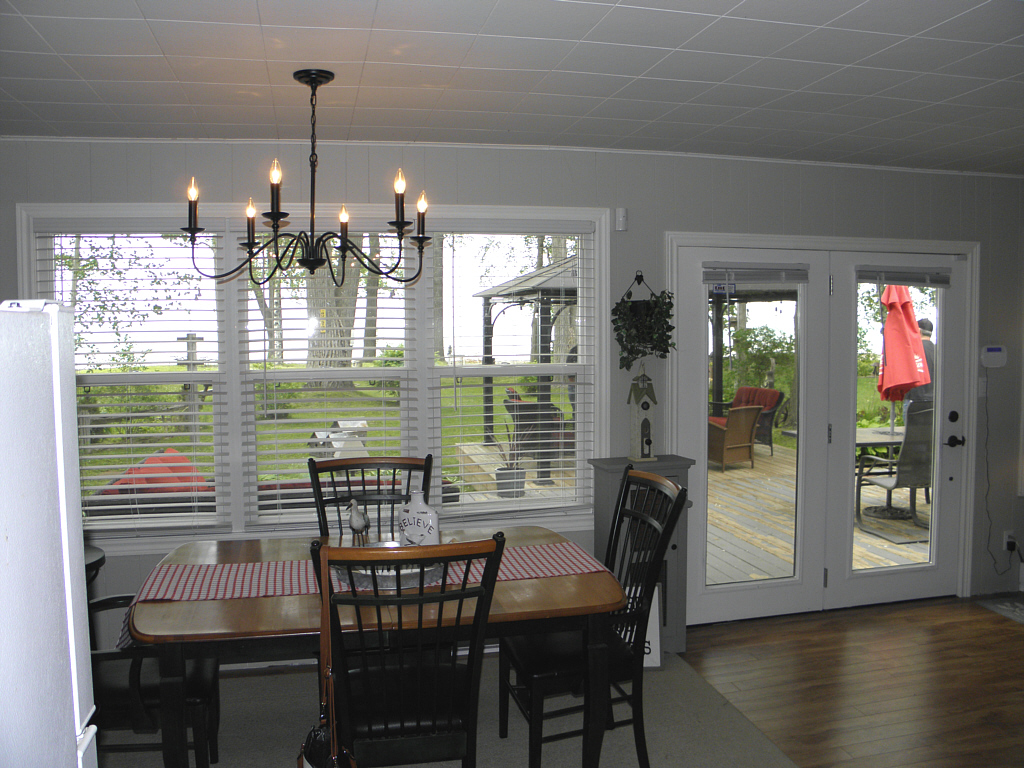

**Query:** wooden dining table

left=128, top=525, right=626, bottom=768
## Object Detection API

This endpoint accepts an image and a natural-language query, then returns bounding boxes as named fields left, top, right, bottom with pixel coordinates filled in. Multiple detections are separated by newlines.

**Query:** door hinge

left=829, top=274, right=834, bottom=296
left=828, top=423, right=832, bottom=443
left=823, top=568, right=828, bottom=588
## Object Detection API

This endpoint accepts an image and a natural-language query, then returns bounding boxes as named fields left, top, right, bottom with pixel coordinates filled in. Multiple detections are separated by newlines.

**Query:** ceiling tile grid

left=0, top=0, right=1020, bottom=175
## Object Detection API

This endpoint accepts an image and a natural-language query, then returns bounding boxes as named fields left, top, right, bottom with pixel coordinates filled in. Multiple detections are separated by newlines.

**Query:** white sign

left=643, top=585, right=661, bottom=669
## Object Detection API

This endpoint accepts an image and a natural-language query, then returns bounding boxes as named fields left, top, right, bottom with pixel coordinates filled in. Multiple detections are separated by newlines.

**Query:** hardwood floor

left=683, top=597, right=1024, bottom=768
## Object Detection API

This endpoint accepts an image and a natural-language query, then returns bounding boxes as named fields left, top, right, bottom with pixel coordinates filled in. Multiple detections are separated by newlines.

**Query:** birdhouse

left=627, top=366, right=657, bottom=461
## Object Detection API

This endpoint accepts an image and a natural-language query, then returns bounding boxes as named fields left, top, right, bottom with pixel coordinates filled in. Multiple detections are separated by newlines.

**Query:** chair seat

left=348, top=662, right=470, bottom=736
left=92, top=656, right=218, bottom=709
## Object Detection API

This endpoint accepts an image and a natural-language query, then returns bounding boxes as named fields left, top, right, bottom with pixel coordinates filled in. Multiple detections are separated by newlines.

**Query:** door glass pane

left=851, top=281, right=936, bottom=570
left=705, top=283, right=798, bottom=585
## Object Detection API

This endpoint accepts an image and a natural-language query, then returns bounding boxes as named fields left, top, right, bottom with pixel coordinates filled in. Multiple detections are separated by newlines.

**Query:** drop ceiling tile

left=424, top=109, right=507, bottom=130
left=434, top=88, right=524, bottom=112
left=583, top=7, right=714, bottom=48
left=0, top=76, right=98, bottom=102
left=611, top=77, right=714, bottom=103
left=0, top=117, right=56, bottom=135
left=191, top=104, right=277, bottom=124
left=661, top=102, right=748, bottom=124
left=925, top=1, right=1024, bottom=44
left=513, top=92, right=603, bottom=117
left=65, top=55, right=178, bottom=82
left=30, top=102, right=120, bottom=121
left=350, top=107, right=430, bottom=128
left=115, top=103, right=199, bottom=124
left=831, top=95, right=925, bottom=120
left=903, top=100, right=998, bottom=124
left=505, top=112, right=580, bottom=133
left=726, top=0, right=864, bottom=25
left=445, top=68, right=547, bottom=93
left=533, top=71, right=633, bottom=98
left=480, top=0, right=609, bottom=40
left=726, top=58, right=842, bottom=89
left=354, top=86, right=442, bottom=110
left=135, top=0, right=260, bottom=24
left=357, top=63, right=455, bottom=89
left=948, top=78, right=1024, bottom=108
left=687, top=17, right=812, bottom=57
left=774, top=27, right=901, bottom=65
left=565, top=115, right=648, bottom=137
left=858, top=36, right=988, bottom=71
left=644, top=49, right=756, bottom=82
left=366, top=30, right=475, bottom=67
left=91, top=81, right=191, bottom=106
left=146, top=19, right=265, bottom=60
left=166, top=56, right=272, bottom=85
left=0, top=13, right=49, bottom=52
left=587, top=97, right=680, bottom=121
left=26, top=17, right=161, bottom=55
left=938, top=44, right=1024, bottom=80
left=827, top=0, right=983, bottom=35
left=461, top=36, right=574, bottom=70
left=725, top=107, right=811, bottom=130
left=254, top=0, right=376, bottom=29
left=690, top=83, right=790, bottom=109
left=880, top=72, right=992, bottom=102
left=181, top=82, right=275, bottom=106
left=7, top=0, right=143, bottom=19
left=765, top=90, right=860, bottom=113
left=371, top=0, right=497, bottom=34
left=202, top=122, right=281, bottom=140
left=263, top=26, right=371, bottom=63
left=808, top=65, right=920, bottom=96
left=555, top=41, right=668, bottom=77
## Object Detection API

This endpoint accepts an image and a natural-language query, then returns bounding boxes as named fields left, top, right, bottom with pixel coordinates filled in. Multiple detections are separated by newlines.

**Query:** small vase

left=398, top=489, right=440, bottom=546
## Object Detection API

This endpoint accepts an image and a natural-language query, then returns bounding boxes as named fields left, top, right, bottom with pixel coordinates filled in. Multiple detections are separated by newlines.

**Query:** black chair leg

left=528, top=679, right=544, bottom=768
left=208, top=674, right=220, bottom=764
left=498, top=649, right=510, bottom=739
left=190, top=702, right=210, bottom=768
left=631, top=676, right=651, bottom=768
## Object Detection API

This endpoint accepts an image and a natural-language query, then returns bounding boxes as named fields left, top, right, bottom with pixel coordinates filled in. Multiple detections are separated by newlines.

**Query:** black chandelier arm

left=331, top=232, right=430, bottom=284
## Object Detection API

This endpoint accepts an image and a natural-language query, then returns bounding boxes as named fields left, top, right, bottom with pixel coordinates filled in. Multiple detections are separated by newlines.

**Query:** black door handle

left=946, top=435, right=966, bottom=447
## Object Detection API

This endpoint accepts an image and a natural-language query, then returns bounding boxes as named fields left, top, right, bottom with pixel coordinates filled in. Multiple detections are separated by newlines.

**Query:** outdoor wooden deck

left=706, top=443, right=930, bottom=585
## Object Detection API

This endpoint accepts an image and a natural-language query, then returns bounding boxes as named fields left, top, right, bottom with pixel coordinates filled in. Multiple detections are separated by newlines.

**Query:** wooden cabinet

left=589, top=455, right=694, bottom=653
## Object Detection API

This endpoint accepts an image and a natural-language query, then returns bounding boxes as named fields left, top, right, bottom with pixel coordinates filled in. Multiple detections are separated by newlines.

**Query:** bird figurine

left=347, top=499, right=370, bottom=546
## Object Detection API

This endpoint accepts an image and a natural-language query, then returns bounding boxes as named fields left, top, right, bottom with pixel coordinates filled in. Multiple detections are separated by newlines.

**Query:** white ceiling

left=2, top=0, right=1022, bottom=175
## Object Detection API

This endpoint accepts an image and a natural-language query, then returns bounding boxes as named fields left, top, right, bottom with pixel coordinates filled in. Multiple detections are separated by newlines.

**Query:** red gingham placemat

left=134, top=541, right=605, bottom=602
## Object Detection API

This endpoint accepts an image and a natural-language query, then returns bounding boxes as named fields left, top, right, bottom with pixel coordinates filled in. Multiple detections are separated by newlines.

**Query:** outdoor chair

left=310, top=534, right=505, bottom=768
left=709, top=387, right=784, bottom=455
left=497, top=467, right=687, bottom=768
left=307, top=455, right=432, bottom=540
left=856, top=402, right=933, bottom=528
left=88, top=594, right=220, bottom=767
left=707, top=405, right=763, bottom=471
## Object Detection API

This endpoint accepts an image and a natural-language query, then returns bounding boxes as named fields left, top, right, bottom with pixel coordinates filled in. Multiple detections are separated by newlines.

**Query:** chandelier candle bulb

left=187, top=177, right=198, bottom=230
left=245, top=198, right=256, bottom=243
left=416, top=192, right=427, bottom=237
left=338, top=206, right=348, bottom=243
left=394, top=169, right=406, bottom=223
left=269, top=159, right=282, bottom=215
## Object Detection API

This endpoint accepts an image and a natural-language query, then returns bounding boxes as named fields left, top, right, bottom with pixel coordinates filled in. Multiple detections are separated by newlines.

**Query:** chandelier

left=182, top=69, right=431, bottom=287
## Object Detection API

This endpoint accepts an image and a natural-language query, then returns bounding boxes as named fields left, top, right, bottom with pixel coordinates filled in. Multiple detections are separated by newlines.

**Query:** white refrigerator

left=0, top=301, right=97, bottom=768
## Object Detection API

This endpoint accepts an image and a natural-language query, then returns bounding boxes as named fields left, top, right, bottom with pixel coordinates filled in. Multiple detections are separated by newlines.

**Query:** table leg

left=582, top=612, right=611, bottom=768
left=158, top=643, right=189, bottom=768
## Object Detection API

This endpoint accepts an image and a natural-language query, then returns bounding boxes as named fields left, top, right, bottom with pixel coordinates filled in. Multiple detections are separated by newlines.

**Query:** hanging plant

left=611, top=271, right=676, bottom=371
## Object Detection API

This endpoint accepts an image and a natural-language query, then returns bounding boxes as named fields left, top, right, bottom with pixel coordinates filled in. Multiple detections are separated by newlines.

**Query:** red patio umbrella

left=877, top=284, right=930, bottom=430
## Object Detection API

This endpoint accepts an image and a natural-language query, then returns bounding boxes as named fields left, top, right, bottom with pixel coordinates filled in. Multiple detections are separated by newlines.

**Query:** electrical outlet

left=1003, top=531, right=1017, bottom=552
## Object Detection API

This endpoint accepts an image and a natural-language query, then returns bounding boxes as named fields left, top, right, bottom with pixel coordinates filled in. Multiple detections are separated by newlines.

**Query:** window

left=27, top=206, right=601, bottom=533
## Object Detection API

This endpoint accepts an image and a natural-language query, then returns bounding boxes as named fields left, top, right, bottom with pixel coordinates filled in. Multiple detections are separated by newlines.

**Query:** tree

left=56, top=234, right=202, bottom=371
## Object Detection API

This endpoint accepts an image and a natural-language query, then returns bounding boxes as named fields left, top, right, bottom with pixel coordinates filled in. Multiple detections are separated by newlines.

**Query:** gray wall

left=2, top=137, right=1021, bottom=601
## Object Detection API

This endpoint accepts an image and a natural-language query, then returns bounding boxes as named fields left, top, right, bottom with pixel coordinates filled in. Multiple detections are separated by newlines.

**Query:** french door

left=667, top=237, right=974, bottom=625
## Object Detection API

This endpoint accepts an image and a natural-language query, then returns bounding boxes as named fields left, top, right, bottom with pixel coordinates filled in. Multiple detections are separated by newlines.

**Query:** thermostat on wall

left=980, top=345, right=1006, bottom=368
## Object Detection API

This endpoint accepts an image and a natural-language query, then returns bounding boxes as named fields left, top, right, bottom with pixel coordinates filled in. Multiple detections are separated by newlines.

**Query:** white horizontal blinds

left=703, top=263, right=810, bottom=287
left=35, top=231, right=222, bottom=524
left=432, top=232, right=594, bottom=515
left=856, top=266, right=951, bottom=288
left=246, top=233, right=414, bottom=525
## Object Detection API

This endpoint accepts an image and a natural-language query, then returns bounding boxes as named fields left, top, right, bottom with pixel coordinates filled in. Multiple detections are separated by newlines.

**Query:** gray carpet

left=977, top=594, right=1024, bottom=626
left=97, top=653, right=797, bottom=768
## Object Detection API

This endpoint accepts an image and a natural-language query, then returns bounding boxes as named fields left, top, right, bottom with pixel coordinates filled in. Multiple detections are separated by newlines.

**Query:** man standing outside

left=904, top=318, right=934, bottom=419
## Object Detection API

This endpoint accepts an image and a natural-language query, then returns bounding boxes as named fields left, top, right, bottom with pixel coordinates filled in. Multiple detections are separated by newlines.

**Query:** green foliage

left=725, top=326, right=795, bottom=404
left=611, top=291, right=676, bottom=370
left=366, top=344, right=404, bottom=397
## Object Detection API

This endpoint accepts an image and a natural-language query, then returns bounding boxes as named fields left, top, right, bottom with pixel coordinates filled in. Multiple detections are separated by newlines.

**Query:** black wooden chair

left=311, top=533, right=505, bottom=768
left=497, top=467, right=687, bottom=768
left=88, top=594, right=220, bottom=767
left=307, top=455, right=432, bottom=540
left=856, top=402, right=934, bottom=528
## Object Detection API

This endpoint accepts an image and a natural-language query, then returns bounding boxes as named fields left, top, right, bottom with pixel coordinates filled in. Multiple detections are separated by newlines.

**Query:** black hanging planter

left=611, top=271, right=676, bottom=371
